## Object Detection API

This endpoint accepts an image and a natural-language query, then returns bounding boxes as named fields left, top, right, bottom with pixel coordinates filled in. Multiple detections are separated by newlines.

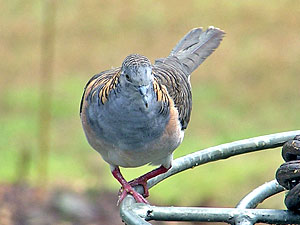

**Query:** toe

left=117, top=186, right=149, bottom=205
left=132, top=191, right=149, bottom=204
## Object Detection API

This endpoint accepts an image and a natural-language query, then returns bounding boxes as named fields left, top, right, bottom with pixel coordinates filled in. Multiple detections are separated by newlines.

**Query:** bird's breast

left=81, top=85, right=183, bottom=167
left=86, top=90, right=169, bottom=149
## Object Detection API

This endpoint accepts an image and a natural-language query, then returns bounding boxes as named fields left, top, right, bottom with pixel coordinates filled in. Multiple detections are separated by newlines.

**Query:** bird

left=80, top=26, right=225, bottom=204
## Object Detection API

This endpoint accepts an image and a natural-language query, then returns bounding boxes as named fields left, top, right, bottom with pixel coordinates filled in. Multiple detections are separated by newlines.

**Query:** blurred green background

left=1, top=0, right=300, bottom=221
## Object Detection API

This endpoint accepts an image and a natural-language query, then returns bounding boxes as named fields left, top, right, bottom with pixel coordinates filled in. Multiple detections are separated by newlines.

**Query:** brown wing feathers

left=153, top=78, right=170, bottom=115
left=153, top=64, right=192, bottom=130
left=80, top=68, right=121, bottom=114
left=98, top=69, right=121, bottom=104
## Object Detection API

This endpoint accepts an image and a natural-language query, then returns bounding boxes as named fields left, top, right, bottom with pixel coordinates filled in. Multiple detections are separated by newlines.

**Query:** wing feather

left=153, top=59, right=192, bottom=130
left=79, top=67, right=121, bottom=115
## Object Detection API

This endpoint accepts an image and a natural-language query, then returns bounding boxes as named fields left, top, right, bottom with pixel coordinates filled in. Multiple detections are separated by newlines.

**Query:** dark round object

left=282, top=138, right=300, bottom=162
left=277, top=135, right=300, bottom=211
left=294, top=135, right=300, bottom=141
left=285, top=183, right=300, bottom=211
left=275, top=160, right=300, bottom=190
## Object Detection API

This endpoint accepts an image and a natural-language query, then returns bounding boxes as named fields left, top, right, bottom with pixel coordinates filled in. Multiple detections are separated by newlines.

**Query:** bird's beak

left=138, top=85, right=150, bottom=108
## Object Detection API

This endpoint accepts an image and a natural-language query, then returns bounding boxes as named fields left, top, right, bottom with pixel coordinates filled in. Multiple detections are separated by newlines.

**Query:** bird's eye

left=125, top=74, right=131, bottom=81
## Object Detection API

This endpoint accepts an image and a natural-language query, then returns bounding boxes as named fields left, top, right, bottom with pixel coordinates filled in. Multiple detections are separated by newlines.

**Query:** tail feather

left=170, top=26, right=225, bottom=75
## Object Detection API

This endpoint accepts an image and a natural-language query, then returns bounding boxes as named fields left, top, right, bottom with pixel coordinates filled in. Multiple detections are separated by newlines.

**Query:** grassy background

left=1, top=0, right=300, bottom=209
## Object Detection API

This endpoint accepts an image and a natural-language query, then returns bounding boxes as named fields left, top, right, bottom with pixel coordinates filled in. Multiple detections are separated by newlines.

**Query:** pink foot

left=111, top=165, right=170, bottom=205
left=118, top=183, right=149, bottom=205
left=112, top=166, right=149, bottom=205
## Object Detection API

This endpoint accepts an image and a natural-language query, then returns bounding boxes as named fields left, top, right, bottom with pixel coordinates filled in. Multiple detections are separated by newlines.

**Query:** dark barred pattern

left=122, top=54, right=151, bottom=68
left=152, top=78, right=170, bottom=116
left=79, top=67, right=121, bottom=113
left=153, top=58, right=192, bottom=130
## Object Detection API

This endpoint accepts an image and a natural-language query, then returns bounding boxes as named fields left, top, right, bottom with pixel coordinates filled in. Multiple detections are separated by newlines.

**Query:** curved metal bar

left=235, top=180, right=286, bottom=225
left=120, top=192, right=151, bottom=225
left=130, top=205, right=300, bottom=224
left=236, top=180, right=285, bottom=209
left=148, top=130, right=300, bottom=188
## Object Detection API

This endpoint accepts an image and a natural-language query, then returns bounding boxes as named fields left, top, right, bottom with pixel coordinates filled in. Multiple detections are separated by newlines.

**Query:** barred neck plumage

left=122, top=54, right=151, bottom=68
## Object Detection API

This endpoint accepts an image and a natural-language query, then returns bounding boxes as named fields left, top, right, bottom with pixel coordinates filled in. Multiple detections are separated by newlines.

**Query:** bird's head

left=120, top=54, right=153, bottom=107
left=120, top=54, right=153, bottom=86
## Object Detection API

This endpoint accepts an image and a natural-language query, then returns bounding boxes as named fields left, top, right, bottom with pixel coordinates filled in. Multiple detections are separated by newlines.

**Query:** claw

left=112, top=166, right=149, bottom=205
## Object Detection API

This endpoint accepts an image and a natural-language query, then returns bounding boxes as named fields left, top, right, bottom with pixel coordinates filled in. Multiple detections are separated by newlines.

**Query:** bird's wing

left=153, top=58, right=192, bottom=130
left=80, top=67, right=121, bottom=115
left=152, top=27, right=224, bottom=129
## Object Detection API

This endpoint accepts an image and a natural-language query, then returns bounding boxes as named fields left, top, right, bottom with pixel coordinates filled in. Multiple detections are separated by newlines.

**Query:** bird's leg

left=111, top=166, right=149, bottom=205
left=128, top=165, right=170, bottom=197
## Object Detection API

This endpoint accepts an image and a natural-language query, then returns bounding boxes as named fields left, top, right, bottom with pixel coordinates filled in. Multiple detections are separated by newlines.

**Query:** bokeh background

left=1, top=0, right=300, bottom=224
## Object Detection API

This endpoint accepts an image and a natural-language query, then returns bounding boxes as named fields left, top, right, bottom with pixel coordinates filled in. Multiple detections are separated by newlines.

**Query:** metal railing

left=120, top=130, right=300, bottom=224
